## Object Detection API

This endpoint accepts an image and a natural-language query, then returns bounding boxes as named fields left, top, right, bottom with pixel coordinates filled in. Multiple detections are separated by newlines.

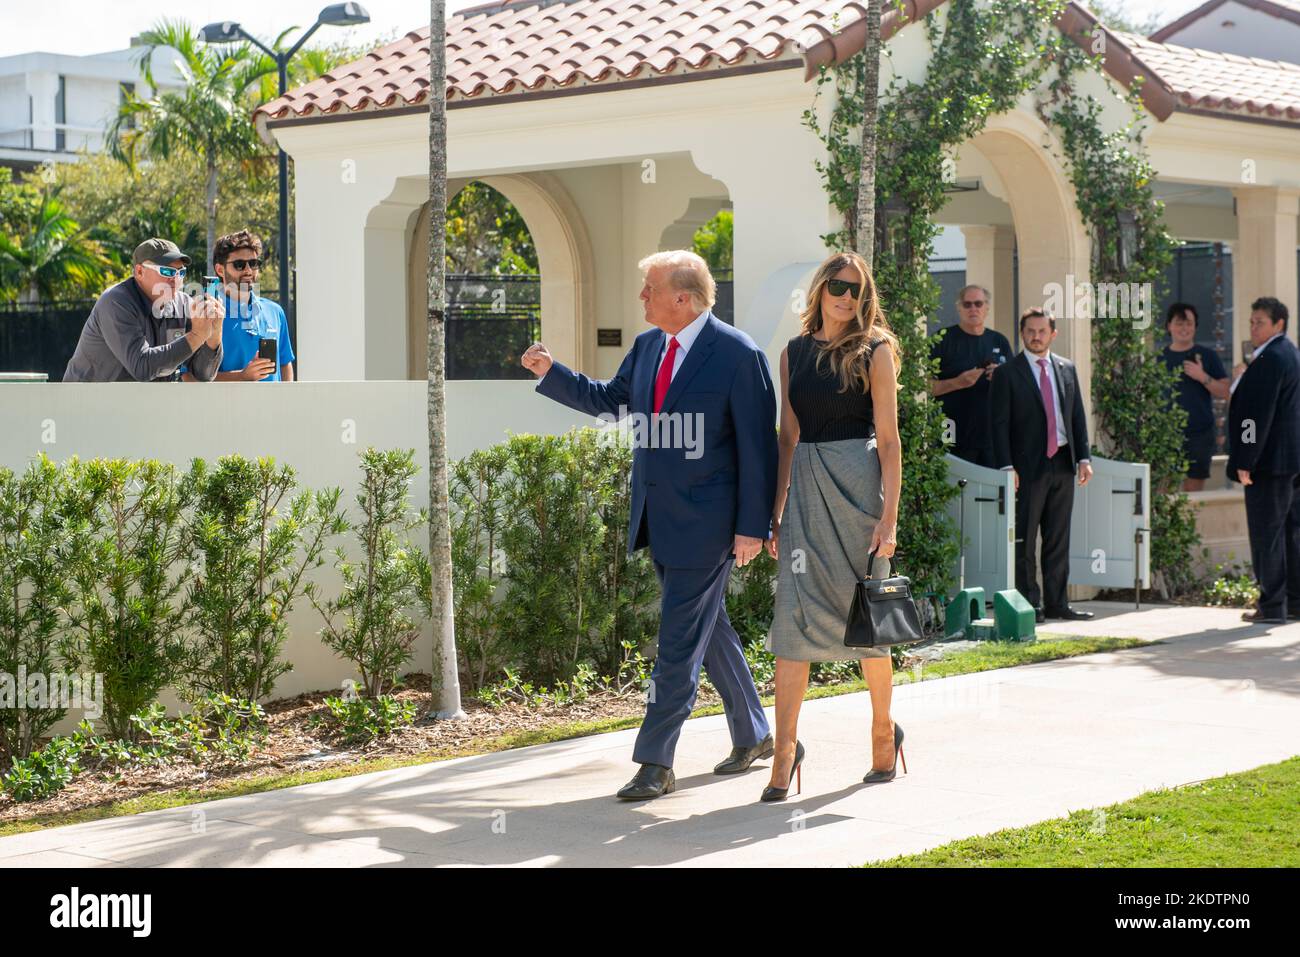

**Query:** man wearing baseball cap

left=63, top=238, right=224, bottom=382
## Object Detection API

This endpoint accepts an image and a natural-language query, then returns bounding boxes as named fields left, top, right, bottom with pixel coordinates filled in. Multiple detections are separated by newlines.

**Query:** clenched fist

left=521, top=342, right=553, bottom=379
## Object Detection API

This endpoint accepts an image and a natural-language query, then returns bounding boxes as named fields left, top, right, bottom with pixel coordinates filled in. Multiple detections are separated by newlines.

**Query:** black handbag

left=844, top=547, right=924, bottom=649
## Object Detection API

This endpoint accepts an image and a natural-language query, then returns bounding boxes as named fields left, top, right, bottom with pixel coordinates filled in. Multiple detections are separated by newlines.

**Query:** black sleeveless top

left=787, top=333, right=876, bottom=443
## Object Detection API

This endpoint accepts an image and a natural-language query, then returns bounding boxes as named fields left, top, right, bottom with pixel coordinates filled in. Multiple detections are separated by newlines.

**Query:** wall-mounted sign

left=597, top=328, right=623, bottom=347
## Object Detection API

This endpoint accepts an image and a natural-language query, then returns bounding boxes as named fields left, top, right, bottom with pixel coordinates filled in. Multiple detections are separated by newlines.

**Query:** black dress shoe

left=1242, top=609, right=1286, bottom=624
left=1034, top=608, right=1045, bottom=624
left=714, top=733, right=775, bottom=774
left=617, top=763, right=675, bottom=800
left=1046, top=606, right=1095, bottom=621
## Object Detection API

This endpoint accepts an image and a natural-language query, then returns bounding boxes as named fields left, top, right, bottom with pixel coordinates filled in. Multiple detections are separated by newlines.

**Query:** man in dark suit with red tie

left=991, top=308, right=1094, bottom=623
left=522, top=250, right=777, bottom=801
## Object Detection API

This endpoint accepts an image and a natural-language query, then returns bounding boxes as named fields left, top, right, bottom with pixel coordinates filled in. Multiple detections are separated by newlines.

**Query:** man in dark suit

left=991, top=308, right=1094, bottom=622
left=1227, top=297, right=1300, bottom=624
left=522, top=250, right=776, bottom=800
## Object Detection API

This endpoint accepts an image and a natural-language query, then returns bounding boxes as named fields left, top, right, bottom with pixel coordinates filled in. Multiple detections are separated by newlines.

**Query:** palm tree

left=0, top=186, right=112, bottom=304
left=427, top=0, right=464, bottom=719
left=856, top=0, right=882, bottom=267
left=107, top=20, right=276, bottom=272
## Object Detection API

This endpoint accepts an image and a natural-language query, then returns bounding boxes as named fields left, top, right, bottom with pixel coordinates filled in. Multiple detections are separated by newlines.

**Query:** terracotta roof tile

left=1120, top=31, right=1300, bottom=122
left=255, top=0, right=1300, bottom=128
left=256, top=0, right=867, bottom=124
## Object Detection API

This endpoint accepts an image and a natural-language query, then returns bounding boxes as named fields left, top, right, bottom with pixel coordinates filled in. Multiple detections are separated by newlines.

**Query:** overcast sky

left=0, top=0, right=1204, bottom=58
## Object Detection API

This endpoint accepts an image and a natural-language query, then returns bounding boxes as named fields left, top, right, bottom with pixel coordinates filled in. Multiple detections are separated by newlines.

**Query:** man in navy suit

left=1228, top=297, right=1300, bottom=624
left=522, top=250, right=776, bottom=800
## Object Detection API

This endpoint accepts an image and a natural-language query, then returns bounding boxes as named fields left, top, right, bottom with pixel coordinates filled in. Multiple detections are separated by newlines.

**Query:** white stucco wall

left=0, top=381, right=595, bottom=715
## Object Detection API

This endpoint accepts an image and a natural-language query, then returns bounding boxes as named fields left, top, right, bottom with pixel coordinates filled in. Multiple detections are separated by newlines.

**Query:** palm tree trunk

left=856, top=0, right=882, bottom=267
left=427, top=0, right=464, bottom=718
left=205, top=148, right=218, bottom=274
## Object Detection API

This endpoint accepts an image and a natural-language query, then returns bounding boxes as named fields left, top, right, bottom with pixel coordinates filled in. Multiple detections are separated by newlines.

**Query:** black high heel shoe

left=760, top=740, right=805, bottom=802
left=863, top=722, right=906, bottom=784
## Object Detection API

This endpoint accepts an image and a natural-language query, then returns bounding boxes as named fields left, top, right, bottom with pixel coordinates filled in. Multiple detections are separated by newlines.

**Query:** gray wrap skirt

left=766, top=436, right=891, bottom=661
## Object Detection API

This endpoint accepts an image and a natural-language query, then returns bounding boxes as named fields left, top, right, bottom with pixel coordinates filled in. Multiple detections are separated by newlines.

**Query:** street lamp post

left=200, top=3, right=370, bottom=360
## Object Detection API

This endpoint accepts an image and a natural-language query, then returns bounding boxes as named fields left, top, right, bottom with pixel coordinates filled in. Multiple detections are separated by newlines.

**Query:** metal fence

left=0, top=301, right=97, bottom=381
left=445, top=274, right=541, bottom=379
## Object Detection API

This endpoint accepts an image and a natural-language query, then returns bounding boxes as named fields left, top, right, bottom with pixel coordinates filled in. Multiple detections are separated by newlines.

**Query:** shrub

left=571, top=429, right=660, bottom=677
left=449, top=443, right=512, bottom=691
left=1, top=735, right=82, bottom=803
left=1202, top=561, right=1259, bottom=608
left=487, top=430, right=659, bottom=687
left=63, top=458, right=193, bottom=742
left=185, top=455, right=345, bottom=702
left=311, top=448, right=428, bottom=698
left=0, top=695, right=269, bottom=803
left=316, top=694, right=416, bottom=743
left=493, top=433, right=609, bottom=685
left=126, top=695, right=269, bottom=764
left=0, top=457, right=87, bottom=767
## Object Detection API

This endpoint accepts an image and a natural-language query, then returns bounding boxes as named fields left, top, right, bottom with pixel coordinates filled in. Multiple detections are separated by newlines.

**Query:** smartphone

left=205, top=275, right=222, bottom=299
left=1241, top=339, right=1253, bottom=364
left=258, top=338, right=277, bottom=363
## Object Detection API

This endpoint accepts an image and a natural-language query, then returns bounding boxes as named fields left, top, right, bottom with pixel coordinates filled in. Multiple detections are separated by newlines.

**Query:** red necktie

left=653, top=336, right=679, bottom=413
left=1038, top=357, right=1059, bottom=458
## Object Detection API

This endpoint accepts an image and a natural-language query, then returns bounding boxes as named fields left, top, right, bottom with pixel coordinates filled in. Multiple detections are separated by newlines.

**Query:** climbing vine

left=804, top=0, right=1200, bottom=602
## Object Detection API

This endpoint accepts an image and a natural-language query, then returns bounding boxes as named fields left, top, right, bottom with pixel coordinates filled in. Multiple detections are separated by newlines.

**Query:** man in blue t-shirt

left=929, top=284, right=1013, bottom=467
left=182, top=229, right=295, bottom=382
left=1161, top=302, right=1228, bottom=491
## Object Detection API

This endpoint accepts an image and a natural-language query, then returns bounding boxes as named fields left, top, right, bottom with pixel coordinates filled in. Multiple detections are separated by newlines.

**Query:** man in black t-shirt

left=1160, top=302, right=1229, bottom=491
left=930, top=284, right=1013, bottom=467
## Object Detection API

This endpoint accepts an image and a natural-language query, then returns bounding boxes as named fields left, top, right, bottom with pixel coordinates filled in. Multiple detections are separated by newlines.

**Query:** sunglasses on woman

left=143, top=263, right=186, bottom=279
left=826, top=279, right=861, bottom=298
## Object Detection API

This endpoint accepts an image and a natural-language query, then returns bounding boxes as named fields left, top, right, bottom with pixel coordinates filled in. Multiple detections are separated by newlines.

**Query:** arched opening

left=946, top=111, right=1093, bottom=403
left=406, top=172, right=594, bottom=380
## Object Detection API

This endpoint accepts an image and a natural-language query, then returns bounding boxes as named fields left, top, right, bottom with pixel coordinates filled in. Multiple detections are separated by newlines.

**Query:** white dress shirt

left=655, top=309, right=710, bottom=382
left=1002, top=348, right=1089, bottom=468
left=1026, top=347, right=1069, bottom=450
left=1230, top=332, right=1285, bottom=395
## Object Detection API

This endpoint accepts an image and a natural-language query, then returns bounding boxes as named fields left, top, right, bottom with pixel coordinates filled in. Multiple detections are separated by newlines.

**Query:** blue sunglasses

left=143, top=262, right=187, bottom=278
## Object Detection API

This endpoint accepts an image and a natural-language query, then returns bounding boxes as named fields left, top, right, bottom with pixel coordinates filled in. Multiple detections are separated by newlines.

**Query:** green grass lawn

left=869, top=755, right=1300, bottom=867
left=0, top=633, right=1149, bottom=836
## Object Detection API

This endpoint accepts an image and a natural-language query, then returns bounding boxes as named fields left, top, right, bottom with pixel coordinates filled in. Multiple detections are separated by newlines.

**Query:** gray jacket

left=63, top=278, right=223, bottom=382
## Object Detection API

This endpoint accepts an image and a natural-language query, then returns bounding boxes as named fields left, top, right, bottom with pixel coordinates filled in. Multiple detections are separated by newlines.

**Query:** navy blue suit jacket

left=535, top=313, right=778, bottom=569
left=1228, top=334, right=1300, bottom=477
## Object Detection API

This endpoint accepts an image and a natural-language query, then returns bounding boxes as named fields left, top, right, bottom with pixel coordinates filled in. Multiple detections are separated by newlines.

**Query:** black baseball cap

left=132, top=238, right=191, bottom=267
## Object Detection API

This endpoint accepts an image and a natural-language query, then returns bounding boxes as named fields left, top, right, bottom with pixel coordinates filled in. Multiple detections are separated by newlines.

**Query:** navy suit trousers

left=632, top=532, right=770, bottom=767
left=1243, top=472, right=1300, bottom=617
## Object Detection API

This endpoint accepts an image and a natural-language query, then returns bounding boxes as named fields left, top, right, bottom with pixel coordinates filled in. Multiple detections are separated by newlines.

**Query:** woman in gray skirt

left=761, top=250, right=905, bottom=801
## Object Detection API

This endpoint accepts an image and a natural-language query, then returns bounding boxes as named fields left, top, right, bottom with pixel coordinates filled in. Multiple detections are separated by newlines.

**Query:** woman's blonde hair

left=799, top=250, right=898, bottom=394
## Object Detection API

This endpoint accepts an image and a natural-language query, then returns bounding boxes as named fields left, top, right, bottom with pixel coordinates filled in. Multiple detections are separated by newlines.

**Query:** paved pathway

left=1, top=602, right=1296, bottom=867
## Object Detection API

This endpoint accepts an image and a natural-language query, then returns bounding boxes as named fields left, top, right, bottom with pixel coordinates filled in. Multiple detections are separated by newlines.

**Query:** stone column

left=961, top=224, right=1017, bottom=341
left=1232, top=186, right=1300, bottom=361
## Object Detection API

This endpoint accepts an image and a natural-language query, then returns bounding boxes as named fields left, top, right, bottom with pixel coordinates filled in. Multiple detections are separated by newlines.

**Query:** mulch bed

left=2, top=647, right=951, bottom=826
left=0, top=674, right=722, bottom=825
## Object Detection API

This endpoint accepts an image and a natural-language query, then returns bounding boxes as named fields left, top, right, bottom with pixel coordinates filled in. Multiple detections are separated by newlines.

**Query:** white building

left=0, top=44, right=183, bottom=170
left=1151, top=0, right=1300, bottom=63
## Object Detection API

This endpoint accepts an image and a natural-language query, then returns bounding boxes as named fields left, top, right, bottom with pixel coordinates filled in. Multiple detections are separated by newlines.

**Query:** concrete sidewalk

left=1, top=601, right=1296, bottom=867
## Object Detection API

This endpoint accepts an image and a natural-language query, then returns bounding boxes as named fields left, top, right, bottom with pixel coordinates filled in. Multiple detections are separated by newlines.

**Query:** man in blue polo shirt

left=182, top=229, right=294, bottom=382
